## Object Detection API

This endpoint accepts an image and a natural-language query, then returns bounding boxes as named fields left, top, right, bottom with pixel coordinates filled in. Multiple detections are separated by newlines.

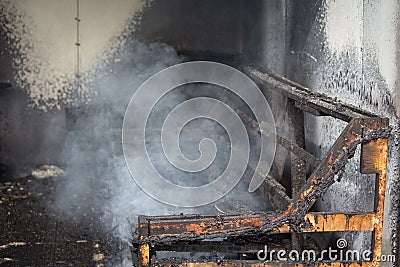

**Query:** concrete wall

left=0, top=89, right=66, bottom=168
left=136, top=0, right=244, bottom=57
left=284, top=0, right=399, bottom=264
left=245, top=0, right=399, bottom=262
left=0, top=0, right=145, bottom=169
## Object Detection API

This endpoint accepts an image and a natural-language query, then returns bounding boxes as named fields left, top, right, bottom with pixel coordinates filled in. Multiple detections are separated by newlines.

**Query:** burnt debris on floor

left=0, top=171, right=123, bottom=266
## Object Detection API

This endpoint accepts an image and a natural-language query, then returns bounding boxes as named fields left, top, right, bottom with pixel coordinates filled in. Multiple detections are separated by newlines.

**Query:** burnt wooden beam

left=136, top=212, right=375, bottom=243
left=159, top=261, right=375, bottom=266
left=244, top=66, right=376, bottom=121
left=237, top=110, right=320, bottom=168
left=154, top=239, right=287, bottom=254
left=248, top=161, right=291, bottom=209
left=287, top=99, right=306, bottom=251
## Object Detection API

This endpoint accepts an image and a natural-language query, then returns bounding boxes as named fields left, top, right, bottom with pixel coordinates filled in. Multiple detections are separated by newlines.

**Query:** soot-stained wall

left=0, top=0, right=146, bottom=168
left=285, top=0, right=399, bottom=264
left=238, top=0, right=399, bottom=262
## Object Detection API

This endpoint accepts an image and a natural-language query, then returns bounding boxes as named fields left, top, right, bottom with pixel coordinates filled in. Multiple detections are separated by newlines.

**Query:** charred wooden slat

left=287, top=99, right=306, bottom=252
left=247, top=162, right=291, bottom=208
left=154, top=239, right=287, bottom=254
left=295, top=101, right=323, bottom=116
left=159, top=261, right=374, bottom=267
left=368, top=138, right=389, bottom=265
left=213, top=87, right=320, bottom=168
left=137, top=213, right=375, bottom=244
left=244, top=67, right=376, bottom=121
left=360, top=139, right=387, bottom=174
left=237, top=109, right=321, bottom=168
left=286, top=118, right=389, bottom=225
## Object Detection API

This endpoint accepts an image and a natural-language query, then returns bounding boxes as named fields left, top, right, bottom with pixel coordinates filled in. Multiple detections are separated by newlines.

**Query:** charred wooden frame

left=132, top=67, right=391, bottom=266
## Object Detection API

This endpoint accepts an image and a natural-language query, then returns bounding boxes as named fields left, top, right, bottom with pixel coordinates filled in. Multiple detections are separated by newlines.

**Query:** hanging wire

left=75, top=0, right=81, bottom=93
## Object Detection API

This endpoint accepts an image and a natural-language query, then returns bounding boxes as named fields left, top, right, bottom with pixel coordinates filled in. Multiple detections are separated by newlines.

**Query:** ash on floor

left=0, top=172, right=123, bottom=267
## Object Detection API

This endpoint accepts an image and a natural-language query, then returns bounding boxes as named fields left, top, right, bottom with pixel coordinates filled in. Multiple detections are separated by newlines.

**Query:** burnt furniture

left=132, top=67, right=390, bottom=266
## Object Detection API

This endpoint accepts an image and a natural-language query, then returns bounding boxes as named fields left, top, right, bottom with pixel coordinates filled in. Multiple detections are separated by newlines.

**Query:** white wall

left=291, top=0, right=399, bottom=264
